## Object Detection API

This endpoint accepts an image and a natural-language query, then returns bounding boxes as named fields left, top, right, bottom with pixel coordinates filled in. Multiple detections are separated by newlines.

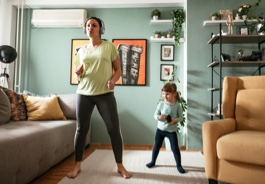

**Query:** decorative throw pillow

left=0, top=89, right=11, bottom=125
left=23, top=95, right=66, bottom=121
left=0, top=87, right=27, bottom=121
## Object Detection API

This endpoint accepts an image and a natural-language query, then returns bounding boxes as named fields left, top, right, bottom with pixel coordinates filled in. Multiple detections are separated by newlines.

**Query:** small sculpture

left=226, top=14, right=234, bottom=35
left=238, top=49, right=245, bottom=61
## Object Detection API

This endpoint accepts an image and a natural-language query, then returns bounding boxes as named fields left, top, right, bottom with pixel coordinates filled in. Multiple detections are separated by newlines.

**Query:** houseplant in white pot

left=151, top=9, right=161, bottom=20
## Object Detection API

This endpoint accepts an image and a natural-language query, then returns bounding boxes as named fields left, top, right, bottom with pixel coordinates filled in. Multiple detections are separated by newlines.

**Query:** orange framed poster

left=112, top=39, right=147, bottom=86
left=70, top=39, right=90, bottom=85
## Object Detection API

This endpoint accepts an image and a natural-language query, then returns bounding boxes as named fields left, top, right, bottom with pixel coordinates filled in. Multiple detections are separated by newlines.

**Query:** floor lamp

left=0, top=45, right=17, bottom=88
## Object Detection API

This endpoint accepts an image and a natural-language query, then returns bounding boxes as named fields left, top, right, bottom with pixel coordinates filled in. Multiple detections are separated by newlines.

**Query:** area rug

left=59, top=149, right=207, bottom=184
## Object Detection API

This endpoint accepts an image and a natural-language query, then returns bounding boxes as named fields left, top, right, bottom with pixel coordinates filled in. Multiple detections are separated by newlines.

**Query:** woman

left=67, top=17, right=131, bottom=179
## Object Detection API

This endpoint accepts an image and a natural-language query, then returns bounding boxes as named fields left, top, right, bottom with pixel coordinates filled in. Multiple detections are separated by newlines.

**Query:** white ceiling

left=21, top=0, right=185, bottom=9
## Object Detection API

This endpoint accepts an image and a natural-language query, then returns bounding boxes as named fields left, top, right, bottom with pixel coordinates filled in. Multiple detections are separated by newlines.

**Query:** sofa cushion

left=217, top=130, right=265, bottom=166
left=23, top=95, right=66, bottom=121
left=58, top=94, right=76, bottom=120
left=0, top=87, right=27, bottom=121
left=0, top=89, right=11, bottom=125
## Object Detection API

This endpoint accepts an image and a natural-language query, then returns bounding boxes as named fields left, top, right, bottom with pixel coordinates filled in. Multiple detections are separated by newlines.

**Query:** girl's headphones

left=83, top=17, right=105, bottom=35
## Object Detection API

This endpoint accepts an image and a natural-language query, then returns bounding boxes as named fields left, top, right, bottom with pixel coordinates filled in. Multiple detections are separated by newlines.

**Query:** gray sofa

left=0, top=91, right=90, bottom=184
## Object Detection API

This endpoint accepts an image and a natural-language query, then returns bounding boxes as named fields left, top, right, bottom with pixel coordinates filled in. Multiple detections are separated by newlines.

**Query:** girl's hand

left=75, top=64, right=83, bottom=76
left=107, top=80, right=115, bottom=90
left=169, top=118, right=178, bottom=125
left=159, top=114, right=167, bottom=120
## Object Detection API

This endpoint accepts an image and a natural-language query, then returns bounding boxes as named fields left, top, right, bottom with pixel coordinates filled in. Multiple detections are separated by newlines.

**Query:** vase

left=242, top=15, right=247, bottom=20
left=167, top=33, right=172, bottom=38
left=153, top=16, right=158, bottom=20
left=155, top=34, right=161, bottom=38
left=211, top=16, right=218, bottom=21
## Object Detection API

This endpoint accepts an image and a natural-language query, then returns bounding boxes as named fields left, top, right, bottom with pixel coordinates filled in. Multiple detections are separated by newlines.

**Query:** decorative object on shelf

left=221, top=53, right=231, bottom=62
left=167, top=28, right=173, bottom=38
left=240, top=26, right=248, bottom=35
left=235, top=13, right=241, bottom=20
left=257, top=16, right=265, bottom=35
left=242, top=15, right=248, bottom=20
left=210, top=12, right=220, bottom=21
left=226, top=14, right=234, bottom=34
left=154, top=30, right=161, bottom=38
left=161, top=44, right=174, bottom=61
left=238, top=4, right=251, bottom=16
left=171, top=9, right=185, bottom=45
left=220, top=9, right=233, bottom=20
left=238, top=0, right=261, bottom=19
left=238, top=49, right=245, bottom=61
left=112, top=39, right=147, bottom=86
left=151, top=9, right=161, bottom=20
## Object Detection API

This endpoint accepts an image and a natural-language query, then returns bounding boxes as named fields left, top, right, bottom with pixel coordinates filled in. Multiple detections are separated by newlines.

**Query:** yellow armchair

left=203, top=76, right=265, bottom=184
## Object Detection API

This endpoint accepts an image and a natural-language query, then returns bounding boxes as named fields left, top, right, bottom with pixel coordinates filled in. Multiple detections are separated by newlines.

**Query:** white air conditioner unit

left=31, top=9, right=87, bottom=28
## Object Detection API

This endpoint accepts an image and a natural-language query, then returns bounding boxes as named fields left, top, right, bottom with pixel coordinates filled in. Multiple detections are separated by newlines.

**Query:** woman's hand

left=75, top=64, right=84, bottom=76
left=107, top=80, right=115, bottom=90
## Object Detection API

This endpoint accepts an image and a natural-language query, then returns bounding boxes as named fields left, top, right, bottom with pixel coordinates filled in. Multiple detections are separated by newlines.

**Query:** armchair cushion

left=236, top=89, right=265, bottom=131
left=217, top=130, right=265, bottom=166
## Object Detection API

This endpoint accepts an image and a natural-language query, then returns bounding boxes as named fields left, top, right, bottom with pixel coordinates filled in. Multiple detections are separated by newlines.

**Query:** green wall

left=21, top=0, right=265, bottom=150
left=186, top=0, right=265, bottom=149
left=22, top=7, right=186, bottom=147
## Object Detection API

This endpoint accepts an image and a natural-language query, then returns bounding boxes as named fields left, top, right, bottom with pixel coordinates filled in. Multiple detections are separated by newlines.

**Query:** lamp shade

left=0, top=45, right=17, bottom=64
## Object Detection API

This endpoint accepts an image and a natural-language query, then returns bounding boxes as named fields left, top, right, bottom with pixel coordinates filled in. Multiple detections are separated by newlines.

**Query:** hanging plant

left=171, top=9, right=185, bottom=46
left=158, top=66, right=187, bottom=132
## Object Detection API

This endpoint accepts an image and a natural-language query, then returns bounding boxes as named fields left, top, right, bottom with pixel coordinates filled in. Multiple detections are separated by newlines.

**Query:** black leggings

left=151, top=129, right=182, bottom=166
left=75, top=93, right=123, bottom=163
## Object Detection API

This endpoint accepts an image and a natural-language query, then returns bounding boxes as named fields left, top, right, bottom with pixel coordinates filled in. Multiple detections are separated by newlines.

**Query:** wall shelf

left=150, top=19, right=172, bottom=25
left=203, top=19, right=258, bottom=26
left=208, top=61, right=265, bottom=67
left=207, top=24, right=265, bottom=120
left=150, top=37, right=184, bottom=43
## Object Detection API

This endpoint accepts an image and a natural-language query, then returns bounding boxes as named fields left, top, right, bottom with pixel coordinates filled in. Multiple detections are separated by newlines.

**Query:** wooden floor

left=30, top=144, right=161, bottom=184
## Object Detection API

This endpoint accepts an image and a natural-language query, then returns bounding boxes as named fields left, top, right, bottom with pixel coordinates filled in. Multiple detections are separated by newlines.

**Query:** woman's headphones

left=83, top=17, right=105, bottom=35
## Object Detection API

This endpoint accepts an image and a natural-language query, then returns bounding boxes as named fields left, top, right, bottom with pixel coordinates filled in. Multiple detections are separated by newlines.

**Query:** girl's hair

left=161, top=82, right=180, bottom=102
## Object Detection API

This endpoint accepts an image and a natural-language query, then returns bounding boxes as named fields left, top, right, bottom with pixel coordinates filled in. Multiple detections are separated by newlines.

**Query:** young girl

left=146, top=82, right=185, bottom=173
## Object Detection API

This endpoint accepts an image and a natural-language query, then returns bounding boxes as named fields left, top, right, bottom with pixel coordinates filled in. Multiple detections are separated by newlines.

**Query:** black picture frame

left=161, top=44, right=174, bottom=61
left=160, top=64, right=174, bottom=81
left=112, top=39, right=147, bottom=86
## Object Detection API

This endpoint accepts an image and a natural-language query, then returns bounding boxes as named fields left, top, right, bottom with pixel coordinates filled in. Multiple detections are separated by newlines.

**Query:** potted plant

left=154, top=30, right=161, bottom=38
left=167, top=28, right=173, bottom=38
left=211, top=12, right=220, bottom=21
left=238, top=3, right=252, bottom=19
left=151, top=9, right=161, bottom=20
left=171, top=9, right=185, bottom=45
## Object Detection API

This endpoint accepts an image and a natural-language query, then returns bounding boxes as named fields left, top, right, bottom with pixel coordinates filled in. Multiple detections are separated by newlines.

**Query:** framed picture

left=112, top=39, right=147, bottom=86
left=241, top=26, right=248, bottom=35
left=219, top=9, right=233, bottom=20
left=70, top=39, right=89, bottom=85
left=160, top=64, right=174, bottom=81
left=161, top=44, right=174, bottom=61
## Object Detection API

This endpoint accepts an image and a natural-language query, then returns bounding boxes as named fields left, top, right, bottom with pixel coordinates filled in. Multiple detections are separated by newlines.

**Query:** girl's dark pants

left=151, top=128, right=182, bottom=166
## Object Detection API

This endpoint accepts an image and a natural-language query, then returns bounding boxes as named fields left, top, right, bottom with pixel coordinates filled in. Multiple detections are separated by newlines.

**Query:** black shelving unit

left=208, top=23, right=265, bottom=120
